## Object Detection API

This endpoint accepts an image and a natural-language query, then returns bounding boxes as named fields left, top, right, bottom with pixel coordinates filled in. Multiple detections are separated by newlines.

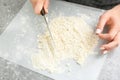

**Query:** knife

left=40, top=8, right=55, bottom=55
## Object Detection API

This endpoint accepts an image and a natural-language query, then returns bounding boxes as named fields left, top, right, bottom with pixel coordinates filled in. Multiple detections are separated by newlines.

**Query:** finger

left=101, top=41, right=118, bottom=51
left=96, top=13, right=109, bottom=34
left=44, top=0, right=49, bottom=14
left=30, top=0, right=37, bottom=8
left=31, top=1, right=36, bottom=8
left=102, top=50, right=108, bottom=54
left=100, top=42, right=116, bottom=54
left=98, top=33, right=111, bottom=41
left=100, top=32, right=120, bottom=55
left=98, top=28, right=118, bottom=41
left=108, top=28, right=118, bottom=40
left=100, top=32, right=120, bottom=53
left=100, top=46, right=108, bottom=54
left=34, top=0, right=44, bottom=14
left=114, top=31, right=120, bottom=44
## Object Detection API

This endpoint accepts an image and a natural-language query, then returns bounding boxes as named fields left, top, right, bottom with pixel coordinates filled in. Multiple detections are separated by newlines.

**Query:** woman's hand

left=96, top=5, right=120, bottom=54
left=31, top=0, right=49, bottom=14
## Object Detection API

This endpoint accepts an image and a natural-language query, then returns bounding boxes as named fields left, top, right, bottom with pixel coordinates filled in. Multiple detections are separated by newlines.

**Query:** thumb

left=98, top=33, right=112, bottom=41
left=96, top=13, right=109, bottom=34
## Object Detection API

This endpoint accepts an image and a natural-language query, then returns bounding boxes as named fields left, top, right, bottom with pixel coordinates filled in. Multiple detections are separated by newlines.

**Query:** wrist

left=113, top=4, right=120, bottom=10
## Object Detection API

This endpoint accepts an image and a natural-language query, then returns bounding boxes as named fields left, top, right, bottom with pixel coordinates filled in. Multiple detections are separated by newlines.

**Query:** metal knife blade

left=43, top=15, right=54, bottom=42
left=41, top=8, right=55, bottom=44
left=41, top=8, right=55, bottom=54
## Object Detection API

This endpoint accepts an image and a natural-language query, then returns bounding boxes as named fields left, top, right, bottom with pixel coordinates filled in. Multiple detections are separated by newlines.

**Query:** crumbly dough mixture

left=31, top=16, right=98, bottom=73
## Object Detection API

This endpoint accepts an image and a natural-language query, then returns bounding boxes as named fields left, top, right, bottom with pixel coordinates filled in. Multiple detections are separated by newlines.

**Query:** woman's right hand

left=96, top=5, right=120, bottom=54
left=31, top=0, right=49, bottom=15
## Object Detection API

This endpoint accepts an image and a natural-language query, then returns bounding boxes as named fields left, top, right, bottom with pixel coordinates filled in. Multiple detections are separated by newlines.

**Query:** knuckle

left=115, top=41, right=120, bottom=47
left=105, top=45, right=111, bottom=50
left=116, top=43, right=119, bottom=47
left=100, top=15, right=106, bottom=19
left=99, top=15, right=103, bottom=20
left=99, top=10, right=110, bottom=20
left=108, top=34, right=114, bottom=40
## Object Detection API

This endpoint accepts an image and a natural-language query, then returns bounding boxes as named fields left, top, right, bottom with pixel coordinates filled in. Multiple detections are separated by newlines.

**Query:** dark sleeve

left=65, top=0, right=120, bottom=9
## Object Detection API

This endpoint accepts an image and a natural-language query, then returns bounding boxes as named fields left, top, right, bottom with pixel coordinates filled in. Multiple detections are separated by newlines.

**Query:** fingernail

left=100, top=47, right=105, bottom=50
left=96, top=29, right=102, bottom=34
left=103, top=50, right=108, bottom=54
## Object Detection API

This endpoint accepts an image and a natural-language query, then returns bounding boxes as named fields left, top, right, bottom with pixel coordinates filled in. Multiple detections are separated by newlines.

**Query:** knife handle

left=41, top=8, right=45, bottom=16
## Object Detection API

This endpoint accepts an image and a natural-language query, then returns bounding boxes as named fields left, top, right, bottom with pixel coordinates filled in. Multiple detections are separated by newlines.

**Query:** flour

left=31, top=16, right=99, bottom=73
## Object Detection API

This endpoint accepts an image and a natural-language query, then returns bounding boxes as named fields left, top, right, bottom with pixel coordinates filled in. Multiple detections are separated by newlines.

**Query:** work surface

left=0, top=0, right=120, bottom=80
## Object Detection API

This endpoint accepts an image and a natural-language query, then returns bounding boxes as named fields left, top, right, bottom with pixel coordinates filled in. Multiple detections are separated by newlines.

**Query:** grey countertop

left=0, top=0, right=120, bottom=80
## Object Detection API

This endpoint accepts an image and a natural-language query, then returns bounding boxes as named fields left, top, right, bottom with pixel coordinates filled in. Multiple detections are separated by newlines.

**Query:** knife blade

left=41, top=8, right=55, bottom=55
left=41, top=9, right=54, bottom=41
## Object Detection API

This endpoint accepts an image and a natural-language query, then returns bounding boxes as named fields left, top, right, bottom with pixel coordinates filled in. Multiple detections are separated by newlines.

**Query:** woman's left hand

left=96, top=5, right=120, bottom=54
